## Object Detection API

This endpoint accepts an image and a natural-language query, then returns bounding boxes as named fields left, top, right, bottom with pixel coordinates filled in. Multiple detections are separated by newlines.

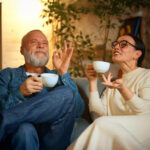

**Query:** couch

left=70, top=77, right=106, bottom=142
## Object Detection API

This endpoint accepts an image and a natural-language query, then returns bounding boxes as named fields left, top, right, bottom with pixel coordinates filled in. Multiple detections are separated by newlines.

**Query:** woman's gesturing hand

left=101, top=72, right=124, bottom=89
left=101, top=72, right=134, bottom=100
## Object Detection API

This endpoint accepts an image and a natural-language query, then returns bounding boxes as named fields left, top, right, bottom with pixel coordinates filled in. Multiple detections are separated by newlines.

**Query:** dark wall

left=0, top=3, right=2, bottom=70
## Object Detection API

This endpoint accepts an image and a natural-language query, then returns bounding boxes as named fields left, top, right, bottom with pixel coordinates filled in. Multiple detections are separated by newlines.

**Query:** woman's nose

left=114, top=43, right=120, bottom=50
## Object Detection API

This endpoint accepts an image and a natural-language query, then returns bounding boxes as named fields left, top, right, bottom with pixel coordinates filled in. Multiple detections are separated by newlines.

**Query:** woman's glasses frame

left=112, top=40, right=137, bottom=49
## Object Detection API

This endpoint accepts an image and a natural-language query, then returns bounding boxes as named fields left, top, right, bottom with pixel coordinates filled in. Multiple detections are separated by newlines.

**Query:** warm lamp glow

left=18, top=0, right=42, bottom=20
left=2, top=0, right=53, bottom=69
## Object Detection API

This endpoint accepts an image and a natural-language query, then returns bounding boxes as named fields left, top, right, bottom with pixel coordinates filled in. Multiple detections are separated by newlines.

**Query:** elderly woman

left=67, top=34, right=150, bottom=150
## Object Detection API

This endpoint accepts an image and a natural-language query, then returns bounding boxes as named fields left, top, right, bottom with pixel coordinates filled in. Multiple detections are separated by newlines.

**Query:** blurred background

left=0, top=0, right=150, bottom=77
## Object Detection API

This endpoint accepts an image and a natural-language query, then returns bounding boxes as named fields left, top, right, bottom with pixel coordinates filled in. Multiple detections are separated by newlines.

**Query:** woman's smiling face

left=112, top=35, right=141, bottom=66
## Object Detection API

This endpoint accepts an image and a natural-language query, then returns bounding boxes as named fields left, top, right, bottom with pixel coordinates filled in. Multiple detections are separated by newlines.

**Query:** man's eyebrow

left=30, top=39, right=37, bottom=41
left=43, top=40, right=48, bottom=42
left=29, top=39, right=48, bottom=42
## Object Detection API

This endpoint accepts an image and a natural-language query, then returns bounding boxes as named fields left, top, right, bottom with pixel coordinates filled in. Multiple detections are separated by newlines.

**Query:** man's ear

left=20, top=46, right=24, bottom=55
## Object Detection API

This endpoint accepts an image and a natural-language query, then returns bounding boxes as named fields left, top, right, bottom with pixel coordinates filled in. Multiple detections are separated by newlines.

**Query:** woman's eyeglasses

left=112, top=40, right=137, bottom=49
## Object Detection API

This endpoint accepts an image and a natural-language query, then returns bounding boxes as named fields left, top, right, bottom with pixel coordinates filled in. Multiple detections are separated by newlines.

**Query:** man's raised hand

left=52, top=41, right=74, bottom=75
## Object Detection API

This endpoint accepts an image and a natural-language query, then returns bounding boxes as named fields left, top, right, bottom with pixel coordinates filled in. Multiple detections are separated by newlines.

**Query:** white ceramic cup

left=41, top=73, right=59, bottom=88
left=93, top=61, right=110, bottom=73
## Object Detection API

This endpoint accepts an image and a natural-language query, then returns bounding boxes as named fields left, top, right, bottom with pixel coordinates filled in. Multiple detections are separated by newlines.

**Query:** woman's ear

left=134, top=50, right=142, bottom=60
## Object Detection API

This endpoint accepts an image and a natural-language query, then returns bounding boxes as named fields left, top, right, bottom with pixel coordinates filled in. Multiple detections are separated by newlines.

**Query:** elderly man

left=0, top=30, right=84, bottom=150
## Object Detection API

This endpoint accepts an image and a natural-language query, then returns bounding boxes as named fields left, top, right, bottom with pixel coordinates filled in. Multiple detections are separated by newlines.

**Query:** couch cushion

left=73, top=77, right=106, bottom=122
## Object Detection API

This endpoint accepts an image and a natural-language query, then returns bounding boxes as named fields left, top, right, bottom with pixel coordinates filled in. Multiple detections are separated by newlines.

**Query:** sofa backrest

left=73, top=77, right=106, bottom=122
left=73, top=77, right=106, bottom=99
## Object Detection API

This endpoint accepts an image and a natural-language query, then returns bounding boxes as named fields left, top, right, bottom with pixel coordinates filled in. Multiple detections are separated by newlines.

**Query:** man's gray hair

left=21, top=29, right=46, bottom=47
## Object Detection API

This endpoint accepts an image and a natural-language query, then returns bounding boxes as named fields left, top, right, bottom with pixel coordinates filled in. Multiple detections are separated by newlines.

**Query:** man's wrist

left=57, top=69, right=67, bottom=76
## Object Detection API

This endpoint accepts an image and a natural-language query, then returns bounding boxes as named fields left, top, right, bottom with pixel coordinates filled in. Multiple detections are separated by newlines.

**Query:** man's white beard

left=23, top=48, right=49, bottom=67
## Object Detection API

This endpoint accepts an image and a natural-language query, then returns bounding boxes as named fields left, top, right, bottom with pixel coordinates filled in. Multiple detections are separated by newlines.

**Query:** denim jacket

left=0, top=65, right=84, bottom=118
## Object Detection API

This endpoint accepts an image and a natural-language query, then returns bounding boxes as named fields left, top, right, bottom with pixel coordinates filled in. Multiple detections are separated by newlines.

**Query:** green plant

left=41, top=0, right=150, bottom=77
left=41, top=0, right=95, bottom=77
left=87, top=0, right=150, bottom=61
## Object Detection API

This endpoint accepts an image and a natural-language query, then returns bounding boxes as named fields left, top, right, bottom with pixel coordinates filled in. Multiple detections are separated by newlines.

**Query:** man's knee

left=60, top=86, right=74, bottom=104
left=54, top=86, right=75, bottom=113
left=54, top=86, right=74, bottom=100
left=46, top=86, right=75, bottom=106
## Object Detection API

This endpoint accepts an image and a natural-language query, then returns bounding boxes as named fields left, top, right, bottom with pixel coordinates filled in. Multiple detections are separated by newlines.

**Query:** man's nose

left=37, top=42, right=44, bottom=48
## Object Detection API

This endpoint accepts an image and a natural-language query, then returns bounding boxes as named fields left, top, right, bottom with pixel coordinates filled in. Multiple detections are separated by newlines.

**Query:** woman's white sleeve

left=89, top=91, right=107, bottom=120
left=126, top=84, right=150, bottom=114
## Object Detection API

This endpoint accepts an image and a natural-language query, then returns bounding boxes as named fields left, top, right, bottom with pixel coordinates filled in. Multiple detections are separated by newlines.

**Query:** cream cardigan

left=67, top=67, right=150, bottom=150
left=89, top=67, right=150, bottom=119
